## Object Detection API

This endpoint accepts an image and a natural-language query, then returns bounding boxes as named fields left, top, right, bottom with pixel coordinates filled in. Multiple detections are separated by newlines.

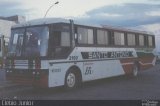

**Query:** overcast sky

left=0, top=0, right=160, bottom=51
left=0, top=0, right=160, bottom=26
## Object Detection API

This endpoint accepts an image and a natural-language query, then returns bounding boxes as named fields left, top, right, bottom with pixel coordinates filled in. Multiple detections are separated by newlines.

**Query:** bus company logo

left=81, top=51, right=133, bottom=59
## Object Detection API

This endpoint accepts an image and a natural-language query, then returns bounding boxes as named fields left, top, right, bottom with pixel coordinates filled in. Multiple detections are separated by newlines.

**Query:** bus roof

left=13, top=18, right=70, bottom=28
left=101, top=25, right=154, bottom=35
left=12, top=18, right=154, bottom=35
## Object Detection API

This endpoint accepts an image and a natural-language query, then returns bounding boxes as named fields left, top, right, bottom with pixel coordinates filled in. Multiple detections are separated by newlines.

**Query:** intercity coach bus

left=5, top=18, right=156, bottom=89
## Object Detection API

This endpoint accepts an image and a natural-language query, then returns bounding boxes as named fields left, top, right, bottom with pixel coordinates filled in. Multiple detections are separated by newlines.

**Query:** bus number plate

left=69, top=56, right=78, bottom=60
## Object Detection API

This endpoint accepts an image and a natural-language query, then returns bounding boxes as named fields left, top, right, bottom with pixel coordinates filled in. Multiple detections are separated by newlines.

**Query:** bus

left=5, top=18, right=156, bottom=89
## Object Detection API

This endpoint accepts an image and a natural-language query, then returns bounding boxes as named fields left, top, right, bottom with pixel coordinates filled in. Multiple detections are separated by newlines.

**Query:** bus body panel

left=47, top=47, right=137, bottom=87
left=48, top=62, right=83, bottom=87
left=82, top=60, right=125, bottom=81
left=6, top=46, right=156, bottom=88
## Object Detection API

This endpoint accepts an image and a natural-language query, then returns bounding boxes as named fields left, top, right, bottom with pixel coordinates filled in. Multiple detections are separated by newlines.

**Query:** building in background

left=0, top=15, right=26, bottom=38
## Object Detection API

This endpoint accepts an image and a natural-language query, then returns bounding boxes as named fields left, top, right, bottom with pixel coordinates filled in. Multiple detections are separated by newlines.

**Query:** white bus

left=5, top=18, right=156, bottom=89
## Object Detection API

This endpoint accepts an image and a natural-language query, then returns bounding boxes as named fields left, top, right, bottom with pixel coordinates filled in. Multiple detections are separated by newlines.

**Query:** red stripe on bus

left=120, top=57, right=155, bottom=75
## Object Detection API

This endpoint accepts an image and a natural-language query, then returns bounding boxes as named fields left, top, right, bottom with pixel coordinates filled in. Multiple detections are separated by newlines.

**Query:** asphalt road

left=0, top=64, right=160, bottom=100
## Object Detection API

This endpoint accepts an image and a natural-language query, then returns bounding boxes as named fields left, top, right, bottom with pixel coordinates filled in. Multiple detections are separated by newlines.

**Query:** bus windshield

left=9, top=26, right=49, bottom=57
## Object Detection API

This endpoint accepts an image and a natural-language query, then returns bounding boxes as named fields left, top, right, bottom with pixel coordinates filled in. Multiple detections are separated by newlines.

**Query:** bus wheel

left=65, top=70, right=79, bottom=89
left=132, top=64, right=139, bottom=77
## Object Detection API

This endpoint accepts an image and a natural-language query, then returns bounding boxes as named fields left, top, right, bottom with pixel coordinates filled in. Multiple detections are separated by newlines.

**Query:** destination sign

left=81, top=51, right=134, bottom=59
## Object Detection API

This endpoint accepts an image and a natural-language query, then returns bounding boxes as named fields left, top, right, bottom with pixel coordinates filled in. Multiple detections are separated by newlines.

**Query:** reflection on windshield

left=23, top=29, right=40, bottom=56
left=9, top=26, right=49, bottom=57
left=9, top=29, right=25, bottom=56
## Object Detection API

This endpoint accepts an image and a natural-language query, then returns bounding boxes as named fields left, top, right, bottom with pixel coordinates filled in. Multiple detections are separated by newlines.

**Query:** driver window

left=54, top=31, right=70, bottom=47
left=49, top=31, right=71, bottom=59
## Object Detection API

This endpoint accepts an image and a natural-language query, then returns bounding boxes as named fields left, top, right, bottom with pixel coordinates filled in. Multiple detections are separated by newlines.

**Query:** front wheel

left=65, top=71, right=79, bottom=89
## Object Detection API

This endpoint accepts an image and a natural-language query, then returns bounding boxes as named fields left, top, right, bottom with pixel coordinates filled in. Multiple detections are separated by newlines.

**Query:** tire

left=65, top=70, right=79, bottom=89
left=132, top=64, right=139, bottom=77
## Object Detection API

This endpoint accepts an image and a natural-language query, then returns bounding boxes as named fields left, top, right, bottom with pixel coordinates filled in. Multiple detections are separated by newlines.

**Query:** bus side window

left=148, top=36, right=153, bottom=47
left=139, top=34, right=145, bottom=47
left=77, top=27, right=94, bottom=45
left=127, top=33, right=136, bottom=46
left=114, top=32, right=125, bottom=46
left=54, top=31, right=61, bottom=46
left=97, top=30, right=109, bottom=46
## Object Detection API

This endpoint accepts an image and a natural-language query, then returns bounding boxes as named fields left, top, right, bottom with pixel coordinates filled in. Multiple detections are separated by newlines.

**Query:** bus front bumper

left=5, top=69, right=49, bottom=88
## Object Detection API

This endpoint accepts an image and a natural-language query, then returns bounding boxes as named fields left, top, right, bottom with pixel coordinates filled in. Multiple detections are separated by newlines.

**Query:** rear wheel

left=132, top=64, right=139, bottom=77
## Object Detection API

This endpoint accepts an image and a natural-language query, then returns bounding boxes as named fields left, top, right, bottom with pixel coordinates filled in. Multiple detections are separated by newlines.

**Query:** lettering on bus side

left=81, top=51, right=133, bottom=59
left=51, top=68, right=61, bottom=73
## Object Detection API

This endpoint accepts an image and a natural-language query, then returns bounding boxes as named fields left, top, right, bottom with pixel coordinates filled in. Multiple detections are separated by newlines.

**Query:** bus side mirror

left=38, top=40, right=41, bottom=46
left=75, top=33, right=77, bottom=40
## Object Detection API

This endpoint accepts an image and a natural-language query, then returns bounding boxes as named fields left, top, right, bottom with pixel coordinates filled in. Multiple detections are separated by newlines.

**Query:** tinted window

left=54, top=31, right=70, bottom=47
left=127, top=33, right=136, bottom=46
left=48, top=30, right=71, bottom=59
left=148, top=36, right=153, bottom=47
left=97, top=30, right=108, bottom=45
left=114, top=32, right=125, bottom=45
left=77, top=27, right=93, bottom=44
left=139, top=35, right=144, bottom=46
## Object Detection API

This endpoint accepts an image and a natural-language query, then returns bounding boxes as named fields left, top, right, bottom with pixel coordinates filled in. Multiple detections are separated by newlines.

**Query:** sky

left=0, top=0, right=160, bottom=52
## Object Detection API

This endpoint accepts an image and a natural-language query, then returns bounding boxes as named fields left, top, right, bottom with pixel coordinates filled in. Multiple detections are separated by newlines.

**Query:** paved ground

left=0, top=64, right=160, bottom=100
left=0, top=69, right=5, bottom=81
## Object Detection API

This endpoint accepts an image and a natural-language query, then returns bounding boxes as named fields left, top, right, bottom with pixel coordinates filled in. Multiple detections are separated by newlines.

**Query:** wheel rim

left=66, top=73, right=76, bottom=88
left=133, top=65, right=138, bottom=76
